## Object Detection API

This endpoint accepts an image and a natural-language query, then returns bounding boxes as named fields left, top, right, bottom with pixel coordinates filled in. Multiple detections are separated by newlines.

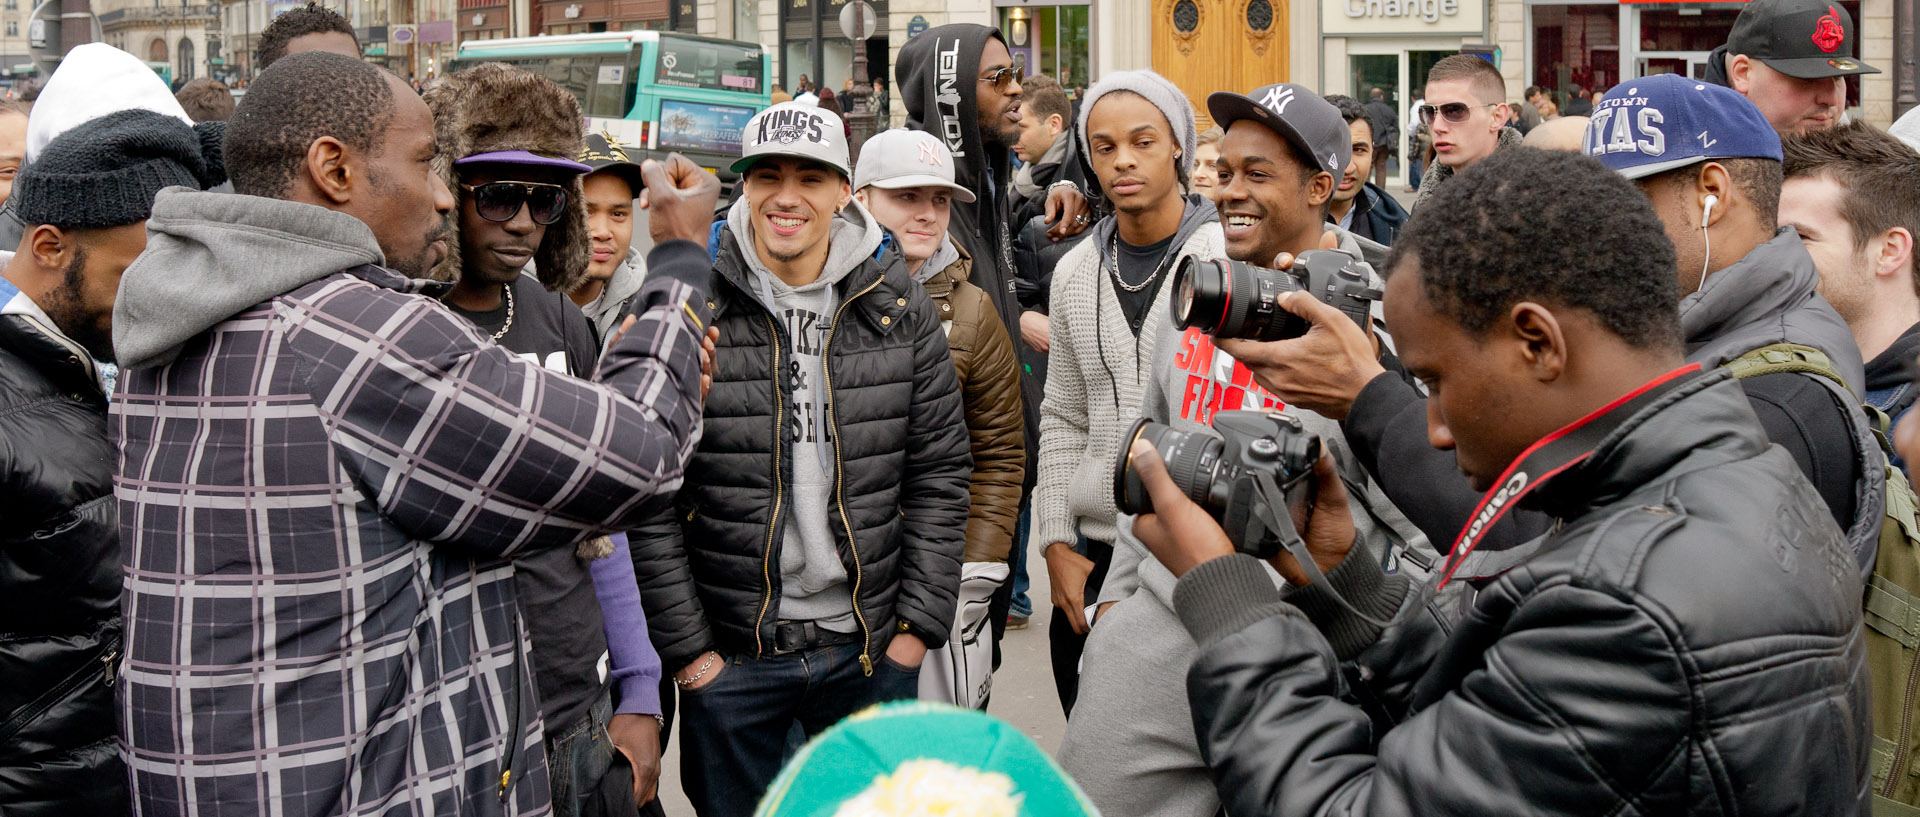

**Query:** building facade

left=94, top=0, right=215, bottom=83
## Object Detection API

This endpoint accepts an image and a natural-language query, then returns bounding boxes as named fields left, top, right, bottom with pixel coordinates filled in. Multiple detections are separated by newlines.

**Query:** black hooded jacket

left=898, top=24, right=1022, bottom=339
left=627, top=225, right=972, bottom=673
left=0, top=310, right=127, bottom=816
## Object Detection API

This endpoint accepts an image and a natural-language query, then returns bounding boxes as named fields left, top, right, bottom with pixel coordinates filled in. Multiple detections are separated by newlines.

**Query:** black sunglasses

left=461, top=181, right=570, bottom=225
left=978, top=64, right=1025, bottom=92
left=1419, top=102, right=1501, bottom=125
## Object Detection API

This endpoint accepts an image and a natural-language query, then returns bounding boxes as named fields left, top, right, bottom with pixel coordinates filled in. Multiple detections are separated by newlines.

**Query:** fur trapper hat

left=424, top=63, right=588, bottom=293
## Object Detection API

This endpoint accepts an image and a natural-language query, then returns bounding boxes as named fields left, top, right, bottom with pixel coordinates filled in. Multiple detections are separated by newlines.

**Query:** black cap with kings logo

left=1726, top=0, right=1879, bottom=79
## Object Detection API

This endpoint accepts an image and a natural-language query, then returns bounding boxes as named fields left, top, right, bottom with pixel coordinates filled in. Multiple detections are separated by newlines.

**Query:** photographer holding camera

left=1057, top=84, right=1431, bottom=817
left=1134, top=147, right=1870, bottom=815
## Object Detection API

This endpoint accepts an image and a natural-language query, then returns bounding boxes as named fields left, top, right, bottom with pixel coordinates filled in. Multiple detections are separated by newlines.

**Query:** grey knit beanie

left=13, top=108, right=205, bottom=230
left=1076, top=70, right=1197, bottom=183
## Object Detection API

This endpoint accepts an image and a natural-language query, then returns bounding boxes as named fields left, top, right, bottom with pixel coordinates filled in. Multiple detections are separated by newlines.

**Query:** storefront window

left=1530, top=1, right=1860, bottom=107
left=1000, top=5, right=1090, bottom=96
left=1530, top=3, right=1619, bottom=108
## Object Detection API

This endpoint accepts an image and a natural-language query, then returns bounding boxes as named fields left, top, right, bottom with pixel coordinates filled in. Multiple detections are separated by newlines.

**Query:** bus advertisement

left=451, top=31, right=771, bottom=181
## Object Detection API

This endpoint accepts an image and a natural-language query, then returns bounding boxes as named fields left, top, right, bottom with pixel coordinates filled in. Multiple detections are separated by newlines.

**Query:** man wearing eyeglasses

left=1410, top=54, right=1519, bottom=211
left=425, top=64, right=667, bottom=817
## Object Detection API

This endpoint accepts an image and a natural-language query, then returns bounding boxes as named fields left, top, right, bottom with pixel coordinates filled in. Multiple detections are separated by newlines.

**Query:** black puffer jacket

left=630, top=226, right=972, bottom=673
left=1175, top=371, right=1871, bottom=815
left=0, top=310, right=127, bottom=816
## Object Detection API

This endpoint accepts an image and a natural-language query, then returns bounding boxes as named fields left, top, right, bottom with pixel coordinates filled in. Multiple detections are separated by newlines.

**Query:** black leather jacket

left=0, top=311, right=127, bottom=816
left=629, top=228, right=972, bottom=673
left=1174, top=371, right=1871, bottom=815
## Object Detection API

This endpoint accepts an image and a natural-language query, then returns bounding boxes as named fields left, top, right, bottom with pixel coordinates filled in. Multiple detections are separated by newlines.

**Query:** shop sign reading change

left=1323, top=0, right=1484, bottom=36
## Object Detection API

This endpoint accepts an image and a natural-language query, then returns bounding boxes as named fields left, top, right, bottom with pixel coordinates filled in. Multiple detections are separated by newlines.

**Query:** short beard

left=42, top=244, right=116, bottom=363
left=389, top=215, right=450, bottom=278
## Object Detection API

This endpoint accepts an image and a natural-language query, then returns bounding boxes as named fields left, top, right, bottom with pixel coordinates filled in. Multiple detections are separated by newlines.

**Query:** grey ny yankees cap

left=852, top=128, right=976, bottom=203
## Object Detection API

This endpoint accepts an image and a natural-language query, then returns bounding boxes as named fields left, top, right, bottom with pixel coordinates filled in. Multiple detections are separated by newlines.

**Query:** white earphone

left=1699, top=194, right=1719, bottom=285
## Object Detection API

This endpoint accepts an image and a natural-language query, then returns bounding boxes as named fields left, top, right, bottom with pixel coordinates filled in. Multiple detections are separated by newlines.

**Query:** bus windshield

left=654, top=34, right=764, bottom=95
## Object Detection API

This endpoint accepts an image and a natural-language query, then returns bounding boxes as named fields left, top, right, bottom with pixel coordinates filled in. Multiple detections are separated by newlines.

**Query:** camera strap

left=1436, top=363, right=1703, bottom=588
left=1249, top=363, right=1703, bottom=628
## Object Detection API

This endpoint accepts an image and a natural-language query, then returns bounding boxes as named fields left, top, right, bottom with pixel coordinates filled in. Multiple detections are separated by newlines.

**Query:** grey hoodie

left=1681, top=226, right=1866, bottom=394
left=580, top=246, right=648, bottom=344
left=115, top=188, right=389, bottom=370
left=724, top=195, right=887, bottom=632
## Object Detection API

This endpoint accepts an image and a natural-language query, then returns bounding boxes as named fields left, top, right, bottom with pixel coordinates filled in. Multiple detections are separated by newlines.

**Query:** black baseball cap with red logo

left=1726, top=0, right=1880, bottom=79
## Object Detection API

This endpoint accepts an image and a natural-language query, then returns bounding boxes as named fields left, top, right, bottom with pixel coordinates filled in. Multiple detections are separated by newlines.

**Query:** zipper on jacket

left=1882, top=647, right=1920, bottom=796
left=752, top=312, right=785, bottom=659
left=499, top=604, right=526, bottom=804
left=824, top=275, right=885, bottom=676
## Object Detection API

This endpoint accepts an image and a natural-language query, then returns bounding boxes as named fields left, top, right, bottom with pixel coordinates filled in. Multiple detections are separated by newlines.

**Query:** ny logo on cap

left=1261, top=85, right=1297, bottom=114
left=918, top=141, right=945, bottom=167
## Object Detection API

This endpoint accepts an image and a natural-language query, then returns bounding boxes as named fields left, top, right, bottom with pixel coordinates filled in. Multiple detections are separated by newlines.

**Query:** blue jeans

left=678, top=640, right=919, bottom=816
left=1010, top=505, right=1034, bottom=617
left=545, top=694, right=638, bottom=817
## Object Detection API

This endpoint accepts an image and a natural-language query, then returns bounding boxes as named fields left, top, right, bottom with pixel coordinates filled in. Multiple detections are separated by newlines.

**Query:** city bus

left=451, top=31, right=771, bottom=182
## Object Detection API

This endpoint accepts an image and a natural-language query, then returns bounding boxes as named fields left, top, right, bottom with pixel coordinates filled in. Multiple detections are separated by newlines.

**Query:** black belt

left=771, top=620, right=858, bottom=655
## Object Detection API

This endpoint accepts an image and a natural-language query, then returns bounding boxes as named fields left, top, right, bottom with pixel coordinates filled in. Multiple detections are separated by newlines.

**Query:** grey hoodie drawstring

left=757, top=270, right=838, bottom=479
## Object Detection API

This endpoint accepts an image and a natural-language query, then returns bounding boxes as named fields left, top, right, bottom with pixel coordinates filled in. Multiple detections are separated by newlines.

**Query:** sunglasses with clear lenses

left=460, top=181, right=571, bottom=225
left=978, top=64, right=1025, bottom=92
left=1418, top=102, right=1501, bottom=125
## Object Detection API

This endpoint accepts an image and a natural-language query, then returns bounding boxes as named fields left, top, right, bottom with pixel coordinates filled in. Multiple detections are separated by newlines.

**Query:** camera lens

left=1170, top=256, right=1309, bottom=341
left=1114, top=418, right=1227, bottom=516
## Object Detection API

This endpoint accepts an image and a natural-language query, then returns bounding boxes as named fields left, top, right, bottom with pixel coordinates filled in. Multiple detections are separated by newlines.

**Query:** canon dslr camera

left=1172, top=250, right=1381, bottom=341
left=1113, top=410, right=1321, bottom=559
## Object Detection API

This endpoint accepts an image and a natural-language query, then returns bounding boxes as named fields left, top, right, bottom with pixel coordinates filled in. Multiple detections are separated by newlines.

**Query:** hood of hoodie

left=1681, top=226, right=1867, bottom=396
left=27, top=43, right=193, bottom=165
left=1085, top=193, right=1219, bottom=266
left=113, top=187, right=387, bottom=370
left=1706, top=44, right=1732, bottom=87
left=724, top=194, right=888, bottom=308
left=1867, top=322, right=1920, bottom=393
left=899, top=24, right=1007, bottom=209
left=915, top=236, right=965, bottom=286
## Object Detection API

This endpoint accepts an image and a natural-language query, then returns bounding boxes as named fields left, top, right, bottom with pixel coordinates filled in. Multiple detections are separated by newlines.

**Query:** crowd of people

left=7, top=0, right=1920, bottom=814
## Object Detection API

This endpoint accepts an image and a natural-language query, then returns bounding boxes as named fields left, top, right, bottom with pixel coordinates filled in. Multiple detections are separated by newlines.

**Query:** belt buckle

left=772, top=620, right=808, bottom=655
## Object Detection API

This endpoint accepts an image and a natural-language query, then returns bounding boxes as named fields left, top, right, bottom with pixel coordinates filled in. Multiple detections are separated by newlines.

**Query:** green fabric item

left=754, top=702, right=1100, bottom=817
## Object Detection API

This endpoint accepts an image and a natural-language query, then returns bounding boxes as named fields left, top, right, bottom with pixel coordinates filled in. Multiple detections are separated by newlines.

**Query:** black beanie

left=13, top=108, right=207, bottom=230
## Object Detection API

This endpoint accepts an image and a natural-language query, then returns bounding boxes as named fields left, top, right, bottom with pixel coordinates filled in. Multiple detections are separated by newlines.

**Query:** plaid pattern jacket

left=113, top=250, right=708, bottom=816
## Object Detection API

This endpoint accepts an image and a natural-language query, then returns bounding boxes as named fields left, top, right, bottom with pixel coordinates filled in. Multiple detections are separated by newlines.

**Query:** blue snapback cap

left=1584, top=74, right=1782, bottom=181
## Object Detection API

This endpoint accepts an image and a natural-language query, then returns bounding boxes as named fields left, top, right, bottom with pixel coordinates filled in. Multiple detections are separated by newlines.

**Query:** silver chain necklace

left=446, top=283, right=514, bottom=340
left=1106, top=234, right=1169, bottom=293
left=491, top=283, right=514, bottom=340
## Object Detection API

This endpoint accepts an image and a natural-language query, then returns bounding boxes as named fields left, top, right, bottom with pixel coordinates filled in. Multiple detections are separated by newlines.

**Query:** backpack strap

left=1722, top=342, right=1852, bottom=394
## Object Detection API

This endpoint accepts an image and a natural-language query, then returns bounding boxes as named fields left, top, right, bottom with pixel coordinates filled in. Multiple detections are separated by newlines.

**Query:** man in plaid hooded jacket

left=109, top=54, right=717, bottom=816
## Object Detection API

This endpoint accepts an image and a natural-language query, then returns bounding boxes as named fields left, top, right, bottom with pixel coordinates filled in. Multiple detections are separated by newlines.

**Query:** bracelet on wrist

left=673, top=653, right=720, bottom=689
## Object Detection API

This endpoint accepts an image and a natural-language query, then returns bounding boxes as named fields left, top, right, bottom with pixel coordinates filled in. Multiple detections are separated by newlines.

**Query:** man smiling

left=630, top=101, right=970, bottom=816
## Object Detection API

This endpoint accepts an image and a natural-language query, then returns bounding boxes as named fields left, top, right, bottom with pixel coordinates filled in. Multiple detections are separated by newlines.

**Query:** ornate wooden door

left=1152, top=0, right=1289, bottom=128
